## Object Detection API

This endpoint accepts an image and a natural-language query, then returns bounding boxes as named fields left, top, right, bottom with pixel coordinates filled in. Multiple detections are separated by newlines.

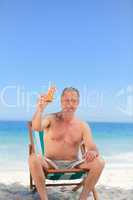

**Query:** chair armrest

left=47, top=168, right=87, bottom=174
left=80, top=142, right=86, bottom=156
left=28, top=121, right=36, bottom=155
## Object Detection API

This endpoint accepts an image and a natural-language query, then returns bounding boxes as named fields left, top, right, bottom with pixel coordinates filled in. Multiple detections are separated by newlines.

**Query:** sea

left=0, top=121, right=133, bottom=173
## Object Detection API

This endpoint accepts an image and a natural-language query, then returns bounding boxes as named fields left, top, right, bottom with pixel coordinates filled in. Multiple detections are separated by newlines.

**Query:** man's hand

left=37, top=94, right=50, bottom=112
left=83, top=150, right=98, bottom=162
left=37, top=86, right=56, bottom=112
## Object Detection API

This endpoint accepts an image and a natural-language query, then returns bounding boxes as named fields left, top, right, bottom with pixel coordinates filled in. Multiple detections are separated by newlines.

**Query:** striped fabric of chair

left=33, top=131, right=86, bottom=181
left=28, top=122, right=99, bottom=200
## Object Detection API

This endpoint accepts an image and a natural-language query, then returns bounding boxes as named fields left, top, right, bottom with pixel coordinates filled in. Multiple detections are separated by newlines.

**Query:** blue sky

left=0, top=0, right=133, bottom=122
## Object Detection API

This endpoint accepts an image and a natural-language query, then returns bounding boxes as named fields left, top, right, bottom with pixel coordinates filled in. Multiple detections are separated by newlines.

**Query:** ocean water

left=0, top=121, right=133, bottom=172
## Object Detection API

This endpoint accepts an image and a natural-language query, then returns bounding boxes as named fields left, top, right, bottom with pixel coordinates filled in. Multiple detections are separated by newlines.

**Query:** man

left=29, top=87, right=105, bottom=200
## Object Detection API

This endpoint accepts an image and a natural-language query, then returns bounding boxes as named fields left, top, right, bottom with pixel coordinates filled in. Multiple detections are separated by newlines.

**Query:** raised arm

left=32, top=86, right=56, bottom=131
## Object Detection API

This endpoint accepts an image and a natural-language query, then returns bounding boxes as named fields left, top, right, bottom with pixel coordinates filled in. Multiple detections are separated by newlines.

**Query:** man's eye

left=64, top=99, right=77, bottom=103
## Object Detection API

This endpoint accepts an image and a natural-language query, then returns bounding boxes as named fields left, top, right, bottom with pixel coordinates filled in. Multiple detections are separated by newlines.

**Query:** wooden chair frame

left=28, top=121, right=98, bottom=200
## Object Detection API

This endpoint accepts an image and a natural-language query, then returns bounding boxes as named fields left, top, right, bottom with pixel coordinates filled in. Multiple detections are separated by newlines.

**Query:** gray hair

left=61, top=87, right=80, bottom=98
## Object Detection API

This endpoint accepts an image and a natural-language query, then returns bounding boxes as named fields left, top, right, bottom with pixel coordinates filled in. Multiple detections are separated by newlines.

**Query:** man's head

left=61, top=87, right=80, bottom=115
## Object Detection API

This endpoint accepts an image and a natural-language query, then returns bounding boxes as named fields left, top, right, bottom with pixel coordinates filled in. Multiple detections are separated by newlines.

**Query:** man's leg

left=78, top=156, right=105, bottom=200
left=28, top=153, right=49, bottom=200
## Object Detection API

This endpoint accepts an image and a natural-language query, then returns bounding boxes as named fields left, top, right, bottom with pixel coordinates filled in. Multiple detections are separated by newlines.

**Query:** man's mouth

left=64, top=108, right=74, bottom=112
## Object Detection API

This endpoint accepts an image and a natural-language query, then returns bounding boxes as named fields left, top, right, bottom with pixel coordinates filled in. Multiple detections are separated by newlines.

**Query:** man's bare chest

left=48, top=121, right=82, bottom=144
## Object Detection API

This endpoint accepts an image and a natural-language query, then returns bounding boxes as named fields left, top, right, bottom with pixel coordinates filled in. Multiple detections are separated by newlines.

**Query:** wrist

left=37, top=108, right=43, bottom=114
left=86, top=149, right=99, bottom=154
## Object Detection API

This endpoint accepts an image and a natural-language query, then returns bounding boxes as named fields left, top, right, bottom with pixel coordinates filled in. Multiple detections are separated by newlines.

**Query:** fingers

left=86, top=154, right=94, bottom=162
left=85, top=151, right=97, bottom=162
left=40, top=95, right=47, bottom=102
left=36, top=86, right=57, bottom=111
left=37, top=94, right=48, bottom=112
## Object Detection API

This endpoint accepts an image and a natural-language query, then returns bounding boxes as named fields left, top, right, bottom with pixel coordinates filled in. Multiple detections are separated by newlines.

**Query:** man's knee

left=79, top=156, right=105, bottom=171
left=37, top=155, right=49, bottom=171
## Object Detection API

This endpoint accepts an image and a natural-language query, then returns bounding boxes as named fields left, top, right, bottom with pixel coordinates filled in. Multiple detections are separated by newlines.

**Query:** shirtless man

left=29, top=87, right=105, bottom=200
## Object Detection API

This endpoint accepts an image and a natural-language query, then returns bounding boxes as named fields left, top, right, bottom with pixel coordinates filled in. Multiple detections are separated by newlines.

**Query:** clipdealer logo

left=0, top=84, right=104, bottom=113
left=116, top=85, right=133, bottom=117
left=0, top=85, right=39, bottom=112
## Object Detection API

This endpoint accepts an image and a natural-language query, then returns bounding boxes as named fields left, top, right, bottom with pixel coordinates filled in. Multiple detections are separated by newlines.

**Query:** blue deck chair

left=28, top=121, right=98, bottom=200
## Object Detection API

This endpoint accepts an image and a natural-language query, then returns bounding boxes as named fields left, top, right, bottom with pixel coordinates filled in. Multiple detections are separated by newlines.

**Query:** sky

left=0, top=0, right=133, bottom=122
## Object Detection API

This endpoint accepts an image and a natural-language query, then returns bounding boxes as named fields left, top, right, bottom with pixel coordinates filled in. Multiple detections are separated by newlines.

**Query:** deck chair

left=28, top=121, right=98, bottom=200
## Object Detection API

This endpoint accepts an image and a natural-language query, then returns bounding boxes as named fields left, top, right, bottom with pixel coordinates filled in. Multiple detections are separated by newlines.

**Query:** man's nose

left=66, top=100, right=73, bottom=106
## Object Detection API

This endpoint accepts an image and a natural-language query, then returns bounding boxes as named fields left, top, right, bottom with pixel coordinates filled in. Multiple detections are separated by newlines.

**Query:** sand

left=0, top=167, right=133, bottom=200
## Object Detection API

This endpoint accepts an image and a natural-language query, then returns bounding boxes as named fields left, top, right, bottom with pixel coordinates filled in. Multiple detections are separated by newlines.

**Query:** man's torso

left=43, top=113, right=83, bottom=160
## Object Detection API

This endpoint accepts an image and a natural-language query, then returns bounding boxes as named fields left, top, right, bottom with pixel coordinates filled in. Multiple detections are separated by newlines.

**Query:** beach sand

left=0, top=183, right=133, bottom=200
left=0, top=167, right=133, bottom=200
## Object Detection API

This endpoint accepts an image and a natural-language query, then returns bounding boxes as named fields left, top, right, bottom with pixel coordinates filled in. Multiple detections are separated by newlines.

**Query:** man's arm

left=32, top=110, right=51, bottom=131
left=81, top=122, right=99, bottom=161
left=32, top=96, right=51, bottom=131
left=32, top=86, right=56, bottom=131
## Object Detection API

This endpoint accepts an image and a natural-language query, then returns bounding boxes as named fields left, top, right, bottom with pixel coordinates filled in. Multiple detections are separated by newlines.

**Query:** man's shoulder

left=43, top=112, right=61, bottom=124
left=78, top=120, right=90, bottom=130
left=42, top=113, right=58, bottom=130
left=43, top=112, right=57, bottom=120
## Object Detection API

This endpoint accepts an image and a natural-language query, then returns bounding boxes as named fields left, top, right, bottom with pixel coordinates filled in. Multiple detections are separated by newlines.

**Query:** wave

left=104, top=152, right=133, bottom=168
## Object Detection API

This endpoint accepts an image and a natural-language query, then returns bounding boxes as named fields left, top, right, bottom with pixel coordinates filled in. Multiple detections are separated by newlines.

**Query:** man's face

left=61, top=91, right=79, bottom=114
